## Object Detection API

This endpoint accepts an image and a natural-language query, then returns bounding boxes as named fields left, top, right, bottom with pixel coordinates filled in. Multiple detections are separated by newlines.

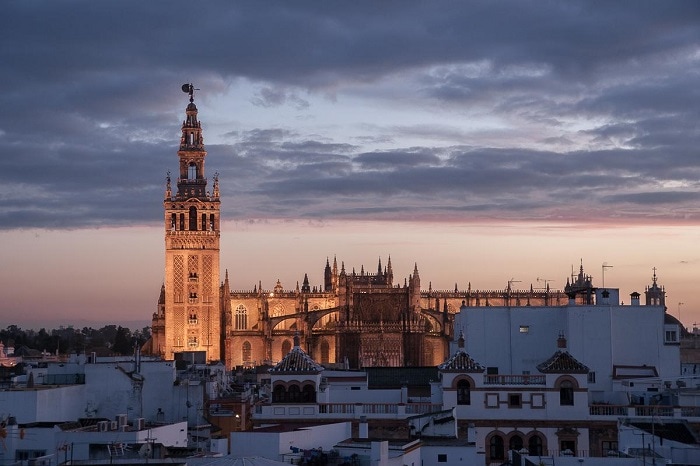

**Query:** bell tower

left=162, top=84, right=221, bottom=362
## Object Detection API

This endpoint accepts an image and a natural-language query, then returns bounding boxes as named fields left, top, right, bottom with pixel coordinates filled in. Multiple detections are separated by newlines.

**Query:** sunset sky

left=2, top=1, right=700, bottom=330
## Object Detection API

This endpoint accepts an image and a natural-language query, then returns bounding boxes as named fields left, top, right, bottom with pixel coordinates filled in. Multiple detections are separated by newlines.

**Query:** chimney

left=557, top=332, right=567, bottom=349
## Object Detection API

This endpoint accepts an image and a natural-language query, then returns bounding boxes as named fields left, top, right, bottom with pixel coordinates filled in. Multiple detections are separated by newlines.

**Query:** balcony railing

left=484, top=374, right=546, bottom=385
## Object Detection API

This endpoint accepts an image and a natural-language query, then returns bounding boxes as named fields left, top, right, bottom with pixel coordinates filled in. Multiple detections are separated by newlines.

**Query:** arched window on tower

left=179, top=213, right=185, bottom=230
left=235, top=305, right=248, bottom=330
left=170, top=213, right=176, bottom=231
left=209, top=214, right=215, bottom=231
left=189, top=207, right=197, bottom=231
left=201, top=214, right=207, bottom=231
left=242, top=341, right=252, bottom=365
left=188, top=163, right=197, bottom=180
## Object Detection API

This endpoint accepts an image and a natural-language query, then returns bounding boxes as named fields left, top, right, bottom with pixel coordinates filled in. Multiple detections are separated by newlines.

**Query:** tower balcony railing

left=166, top=230, right=218, bottom=236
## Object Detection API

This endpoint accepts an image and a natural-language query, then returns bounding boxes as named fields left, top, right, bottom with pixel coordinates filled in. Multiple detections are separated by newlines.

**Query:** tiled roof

left=438, top=350, right=484, bottom=373
left=269, top=346, right=324, bottom=373
left=536, top=350, right=589, bottom=374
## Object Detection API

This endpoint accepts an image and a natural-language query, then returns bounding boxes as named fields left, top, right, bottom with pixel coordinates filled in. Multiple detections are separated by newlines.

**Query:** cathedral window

left=179, top=214, right=185, bottom=230
left=188, top=163, right=197, bottom=180
left=242, top=341, right=252, bottom=365
left=209, top=214, right=215, bottom=231
left=320, top=340, right=330, bottom=364
left=171, top=213, right=176, bottom=231
left=201, top=214, right=207, bottom=231
left=188, top=313, right=198, bottom=325
left=281, top=340, right=292, bottom=358
left=188, top=336, right=198, bottom=347
left=235, top=305, right=248, bottom=330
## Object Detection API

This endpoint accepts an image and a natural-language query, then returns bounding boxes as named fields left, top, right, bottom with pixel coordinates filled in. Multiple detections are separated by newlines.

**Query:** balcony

left=484, top=374, right=546, bottom=385
left=253, top=402, right=443, bottom=421
left=589, top=404, right=700, bottom=420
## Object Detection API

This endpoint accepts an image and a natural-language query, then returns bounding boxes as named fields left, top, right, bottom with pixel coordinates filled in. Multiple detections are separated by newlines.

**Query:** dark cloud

left=1, top=1, right=699, bottom=229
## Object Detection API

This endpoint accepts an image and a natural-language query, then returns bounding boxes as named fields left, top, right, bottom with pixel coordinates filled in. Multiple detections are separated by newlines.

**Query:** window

left=188, top=163, right=197, bottom=180
left=519, top=325, right=530, bottom=334
left=509, top=435, right=523, bottom=452
left=288, top=384, right=301, bottom=403
left=235, top=305, right=248, bottom=330
left=281, top=340, right=292, bottom=358
left=457, top=379, right=471, bottom=405
left=489, top=435, right=505, bottom=461
left=242, top=341, right=252, bottom=364
left=437, top=454, right=447, bottom=463
left=201, top=214, right=207, bottom=231
left=560, top=380, right=574, bottom=406
left=189, top=207, right=198, bottom=231
left=588, top=372, right=596, bottom=383
left=602, top=441, right=618, bottom=456
left=487, top=367, right=499, bottom=375
left=528, top=435, right=544, bottom=456
left=188, top=313, right=198, bottom=325
left=320, top=340, right=330, bottom=363
left=486, top=393, right=499, bottom=408
left=665, top=330, right=678, bottom=343
left=188, top=336, right=198, bottom=347
left=560, top=440, right=576, bottom=455
left=508, top=393, right=522, bottom=408
left=302, top=384, right=316, bottom=402
left=273, top=385, right=285, bottom=403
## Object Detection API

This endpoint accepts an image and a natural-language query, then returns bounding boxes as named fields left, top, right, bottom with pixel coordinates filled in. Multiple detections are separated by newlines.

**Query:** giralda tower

left=162, top=84, right=221, bottom=362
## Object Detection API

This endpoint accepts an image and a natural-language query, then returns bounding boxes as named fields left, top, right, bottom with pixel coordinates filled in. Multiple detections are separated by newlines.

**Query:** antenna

left=601, top=263, right=613, bottom=288
left=537, top=277, right=553, bottom=289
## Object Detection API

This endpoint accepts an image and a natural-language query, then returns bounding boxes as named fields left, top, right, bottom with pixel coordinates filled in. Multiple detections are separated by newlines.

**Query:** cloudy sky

left=2, top=1, right=700, bottom=330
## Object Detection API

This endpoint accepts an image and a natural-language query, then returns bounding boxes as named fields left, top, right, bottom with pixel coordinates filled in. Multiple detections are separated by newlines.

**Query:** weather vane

left=181, top=83, right=199, bottom=103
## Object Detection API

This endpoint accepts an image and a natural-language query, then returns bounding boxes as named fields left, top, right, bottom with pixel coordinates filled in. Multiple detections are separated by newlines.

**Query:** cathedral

left=145, top=87, right=608, bottom=370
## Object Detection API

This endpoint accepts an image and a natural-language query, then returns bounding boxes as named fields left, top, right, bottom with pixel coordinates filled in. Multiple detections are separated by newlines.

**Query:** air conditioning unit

left=136, top=418, right=146, bottom=430
left=110, top=421, right=118, bottom=431
left=116, top=414, right=128, bottom=427
left=97, top=421, right=109, bottom=432
left=120, top=425, right=130, bottom=432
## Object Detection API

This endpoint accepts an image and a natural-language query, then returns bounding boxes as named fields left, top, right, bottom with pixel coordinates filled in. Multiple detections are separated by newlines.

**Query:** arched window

left=509, top=435, right=524, bottom=452
left=528, top=435, right=544, bottom=456
left=489, top=434, right=505, bottom=461
left=189, top=207, right=197, bottom=231
left=242, top=341, right=252, bottom=364
left=457, top=379, right=471, bottom=405
left=320, top=340, right=330, bottom=364
left=288, top=384, right=301, bottom=403
left=209, top=214, right=215, bottom=231
left=302, top=384, right=316, bottom=403
left=281, top=340, right=292, bottom=358
left=235, top=305, right=248, bottom=330
left=272, top=385, right=285, bottom=403
left=188, top=163, right=197, bottom=180
left=179, top=213, right=185, bottom=230
left=560, top=380, right=575, bottom=406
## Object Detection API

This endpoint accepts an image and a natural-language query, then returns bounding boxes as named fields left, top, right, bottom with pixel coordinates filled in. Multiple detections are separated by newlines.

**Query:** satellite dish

left=182, top=84, right=191, bottom=93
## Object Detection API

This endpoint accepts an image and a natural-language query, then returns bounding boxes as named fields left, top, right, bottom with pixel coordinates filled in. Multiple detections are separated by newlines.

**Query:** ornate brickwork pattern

left=202, top=255, right=213, bottom=302
left=173, top=255, right=184, bottom=303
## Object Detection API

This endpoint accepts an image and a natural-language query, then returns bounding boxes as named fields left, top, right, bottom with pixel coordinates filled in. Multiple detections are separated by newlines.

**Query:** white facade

left=230, top=422, right=352, bottom=460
